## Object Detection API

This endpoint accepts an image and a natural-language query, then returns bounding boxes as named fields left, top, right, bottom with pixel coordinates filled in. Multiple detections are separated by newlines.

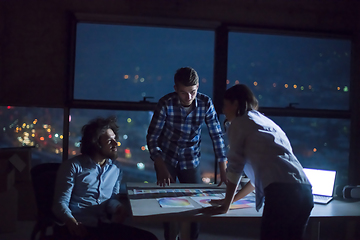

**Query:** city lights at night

left=0, top=23, right=352, bottom=185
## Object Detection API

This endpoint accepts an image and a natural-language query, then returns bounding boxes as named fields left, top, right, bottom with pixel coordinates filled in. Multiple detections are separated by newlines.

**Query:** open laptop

left=303, top=168, right=337, bottom=204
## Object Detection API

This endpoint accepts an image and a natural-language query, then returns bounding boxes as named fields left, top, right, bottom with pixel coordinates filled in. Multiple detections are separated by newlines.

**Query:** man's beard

left=108, top=151, right=118, bottom=160
left=100, top=149, right=118, bottom=161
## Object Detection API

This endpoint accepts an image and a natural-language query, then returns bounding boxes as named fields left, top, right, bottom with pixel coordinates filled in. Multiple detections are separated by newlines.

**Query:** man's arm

left=107, top=166, right=123, bottom=214
left=146, top=100, right=173, bottom=186
left=204, top=100, right=228, bottom=184
left=154, top=157, right=173, bottom=187
left=52, top=160, right=76, bottom=223
left=146, top=100, right=167, bottom=162
left=52, top=159, right=88, bottom=237
left=218, top=161, right=228, bottom=186
left=108, top=166, right=129, bottom=223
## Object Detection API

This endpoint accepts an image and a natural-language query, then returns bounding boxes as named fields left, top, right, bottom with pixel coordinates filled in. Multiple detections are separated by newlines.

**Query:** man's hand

left=65, top=217, right=88, bottom=238
left=111, top=205, right=128, bottom=223
left=154, top=158, right=174, bottom=187
left=217, top=161, right=228, bottom=186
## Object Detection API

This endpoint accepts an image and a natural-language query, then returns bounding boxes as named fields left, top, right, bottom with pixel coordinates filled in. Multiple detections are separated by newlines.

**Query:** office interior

left=1, top=0, right=360, bottom=239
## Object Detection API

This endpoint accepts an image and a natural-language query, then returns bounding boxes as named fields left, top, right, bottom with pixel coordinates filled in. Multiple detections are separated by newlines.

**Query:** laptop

left=303, top=168, right=337, bottom=204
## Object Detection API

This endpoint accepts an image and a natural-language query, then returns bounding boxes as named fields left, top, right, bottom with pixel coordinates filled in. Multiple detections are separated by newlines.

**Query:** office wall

left=0, top=0, right=360, bottom=183
left=0, top=1, right=69, bottom=107
left=0, top=0, right=359, bottom=107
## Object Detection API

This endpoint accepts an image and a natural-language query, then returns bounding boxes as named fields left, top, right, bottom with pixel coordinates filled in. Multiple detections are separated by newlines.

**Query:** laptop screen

left=303, top=168, right=336, bottom=197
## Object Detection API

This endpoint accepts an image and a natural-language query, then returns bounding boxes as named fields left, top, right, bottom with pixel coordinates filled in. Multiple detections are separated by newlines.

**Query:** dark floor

left=0, top=220, right=260, bottom=240
left=1, top=219, right=359, bottom=240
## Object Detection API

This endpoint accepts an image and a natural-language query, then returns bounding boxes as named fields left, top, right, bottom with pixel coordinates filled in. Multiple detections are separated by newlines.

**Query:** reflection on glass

left=69, top=109, right=216, bottom=183
left=199, top=124, right=217, bottom=184
left=69, top=109, right=154, bottom=182
left=74, top=23, right=214, bottom=102
left=227, top=32, right=351, bottom=110
left=0, top=106, right=63, bottom=166
left=272, top=116, right=349, bottom=185
left=219, top=114, right=349, bottom=185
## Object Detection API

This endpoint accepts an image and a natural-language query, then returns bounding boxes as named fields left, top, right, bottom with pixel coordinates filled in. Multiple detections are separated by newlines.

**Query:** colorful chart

left=190, top=196, right=222, bottom=207
left=157, top=197, right=194, bottom=208
left=199, top=199, right=212, bottom=205
left=230, top=199, right=254, bottom=209
left=191, top=195, right=255, bottom=209
left=133, top=189, right=224, bottom=197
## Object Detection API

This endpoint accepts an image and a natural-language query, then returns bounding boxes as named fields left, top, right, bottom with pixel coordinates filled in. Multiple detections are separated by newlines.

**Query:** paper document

left=157, top=197, right=195, bottom=208
left=191, top=195, right=255, bottom=209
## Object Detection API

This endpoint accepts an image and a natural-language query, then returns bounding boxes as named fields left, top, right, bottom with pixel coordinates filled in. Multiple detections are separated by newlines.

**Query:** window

left=227, top=32, right=351, bottom=185
left=69, top=109, right=217, bottom=183
left=69, top=109, right=156, bottom=182
left=71, top=20, right=353, bottom=185
left=0, top=106, right=63, bottom=167
left=227, top=32, right=351, bottom=110
left=73, top=22, right=216, bottom=183
left=74, top=23, right=215, bottom=102
left=271, top=116, right=350, bottom=184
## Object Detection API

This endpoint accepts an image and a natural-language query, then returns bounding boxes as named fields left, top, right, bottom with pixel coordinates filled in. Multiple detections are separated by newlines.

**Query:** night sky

left=73, top=23, right=351, bottom=183
left=74, top=23, right=351, bottom=110
left=0, top=22, right=352, bottom=183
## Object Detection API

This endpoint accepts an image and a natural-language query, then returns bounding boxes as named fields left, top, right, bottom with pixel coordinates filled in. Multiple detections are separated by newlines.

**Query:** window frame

left=63, top=13, right=357, bottom=184
left=68, top=13, right=221, bottom=111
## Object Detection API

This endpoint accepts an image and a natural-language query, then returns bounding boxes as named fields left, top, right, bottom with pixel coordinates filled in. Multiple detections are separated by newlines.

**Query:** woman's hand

left=201, top=204, right=229, bottom=215
left=209, top=198, right=224, bottom=206
left=203, top=180, right=237, bottom=215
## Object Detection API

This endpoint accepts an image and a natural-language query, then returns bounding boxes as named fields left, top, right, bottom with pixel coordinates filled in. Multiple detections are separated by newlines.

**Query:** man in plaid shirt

left=146, top=66, right=227, bottom=240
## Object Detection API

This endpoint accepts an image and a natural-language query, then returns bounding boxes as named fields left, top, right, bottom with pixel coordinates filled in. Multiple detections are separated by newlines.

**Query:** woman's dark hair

left=223, top=84, right=259, bottom=130
left=80, top=116, right=119, bottom=156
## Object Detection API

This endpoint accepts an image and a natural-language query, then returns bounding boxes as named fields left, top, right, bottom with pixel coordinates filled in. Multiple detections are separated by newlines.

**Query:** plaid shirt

left=147, top=92, right=227, bottom=170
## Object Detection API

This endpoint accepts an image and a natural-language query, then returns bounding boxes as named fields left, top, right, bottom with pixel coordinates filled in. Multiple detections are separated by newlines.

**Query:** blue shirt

left=147, top=92, right=227, bottom=170
left=52, top=154, right=123, bottom=227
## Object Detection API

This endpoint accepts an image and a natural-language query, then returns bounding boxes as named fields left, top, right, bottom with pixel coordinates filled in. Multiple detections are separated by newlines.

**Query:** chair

left=30, top=162, right=63, bottom=240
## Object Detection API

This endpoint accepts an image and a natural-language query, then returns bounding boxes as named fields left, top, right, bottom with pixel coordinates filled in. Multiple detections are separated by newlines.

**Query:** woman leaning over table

left=207, top=84, right=314, bottom=240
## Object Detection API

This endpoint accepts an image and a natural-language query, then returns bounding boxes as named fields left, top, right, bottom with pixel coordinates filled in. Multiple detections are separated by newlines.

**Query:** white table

left=127, top=183, right=360, bottom=240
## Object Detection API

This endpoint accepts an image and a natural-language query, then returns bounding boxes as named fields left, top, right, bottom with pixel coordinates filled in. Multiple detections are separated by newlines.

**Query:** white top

left=226, top=110, right=310, bottom=211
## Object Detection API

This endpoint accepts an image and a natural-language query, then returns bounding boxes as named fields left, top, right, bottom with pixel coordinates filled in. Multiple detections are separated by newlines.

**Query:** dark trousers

left=163, top=161, right=201, bottom=240
left=260, top=183, right=314, bottom=240
left=54, top=222, right=158, bottom=240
